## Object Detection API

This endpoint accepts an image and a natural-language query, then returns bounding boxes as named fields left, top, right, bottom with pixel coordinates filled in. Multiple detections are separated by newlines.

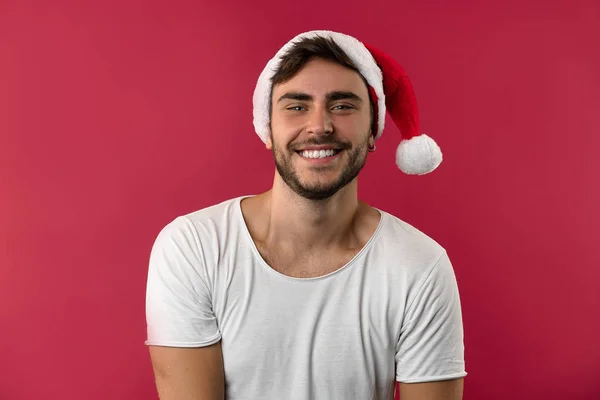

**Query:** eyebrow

left=277, top=91, right=364, bottom=103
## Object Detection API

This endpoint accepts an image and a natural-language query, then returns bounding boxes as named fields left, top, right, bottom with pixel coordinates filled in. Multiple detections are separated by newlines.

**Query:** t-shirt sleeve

left=144, top=216, right=221, bottom=347
left=395, top=250, right=467, bottom=383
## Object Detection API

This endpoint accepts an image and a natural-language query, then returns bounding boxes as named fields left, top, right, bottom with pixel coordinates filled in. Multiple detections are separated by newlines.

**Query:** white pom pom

left=395, top=134, right=443, bottom=175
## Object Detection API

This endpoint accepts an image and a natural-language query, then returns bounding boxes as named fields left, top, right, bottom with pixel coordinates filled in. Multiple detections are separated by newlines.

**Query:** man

left=145, top=30, right=466, bottom=400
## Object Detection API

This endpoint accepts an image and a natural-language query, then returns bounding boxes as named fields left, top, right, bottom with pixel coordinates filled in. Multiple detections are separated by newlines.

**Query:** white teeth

left=300, top=149, right=336, bottom=159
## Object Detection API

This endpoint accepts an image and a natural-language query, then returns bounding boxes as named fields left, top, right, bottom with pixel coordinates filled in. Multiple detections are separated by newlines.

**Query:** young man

left=145, top=30, right=466, bottom=400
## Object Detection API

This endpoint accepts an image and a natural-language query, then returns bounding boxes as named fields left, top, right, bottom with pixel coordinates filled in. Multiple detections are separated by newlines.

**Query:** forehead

left=272, top=58, right=370, bottom=98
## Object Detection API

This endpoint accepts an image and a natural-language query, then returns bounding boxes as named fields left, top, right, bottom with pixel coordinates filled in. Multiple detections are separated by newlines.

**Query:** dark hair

left=271, top=36, right=363, bottom=85
left=269, top=36, right=374, bottom=127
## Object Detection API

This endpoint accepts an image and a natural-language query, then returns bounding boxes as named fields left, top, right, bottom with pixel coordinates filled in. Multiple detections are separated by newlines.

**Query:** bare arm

left=398, top=378, right=464, bottom=400
left=149, top=342, right=225, bottom=400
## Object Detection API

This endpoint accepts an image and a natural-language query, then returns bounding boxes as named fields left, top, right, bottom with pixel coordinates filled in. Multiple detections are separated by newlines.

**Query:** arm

left=395, top=251, right=467, bottom=397
left=145, top=217, right=224, bottom=399
left=399, top=378, right=464, bottom=400
left=149, top=343, right=225, bottom=400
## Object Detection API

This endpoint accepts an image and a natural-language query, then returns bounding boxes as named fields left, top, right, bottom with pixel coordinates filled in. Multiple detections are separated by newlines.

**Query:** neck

left=263, top=175, right=361, bottom=250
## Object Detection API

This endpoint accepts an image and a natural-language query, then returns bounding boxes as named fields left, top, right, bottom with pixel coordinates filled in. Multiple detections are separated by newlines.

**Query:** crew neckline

left=234, top=195, right=386, bottom=282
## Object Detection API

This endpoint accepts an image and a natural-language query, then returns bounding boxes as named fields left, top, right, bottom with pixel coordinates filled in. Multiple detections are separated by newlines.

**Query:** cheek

left=270, top=114, right=303, bottom=142
left=273, top=111, right=303, bottom=128
left=333, top=113, right=371, bottom=135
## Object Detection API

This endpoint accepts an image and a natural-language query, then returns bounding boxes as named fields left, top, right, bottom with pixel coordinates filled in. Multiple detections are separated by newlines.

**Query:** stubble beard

left=270, top=134, right=370, bottom=201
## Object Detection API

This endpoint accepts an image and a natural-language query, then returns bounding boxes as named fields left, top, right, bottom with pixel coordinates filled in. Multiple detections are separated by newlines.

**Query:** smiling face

left=268, top=57, right=374, bottom=200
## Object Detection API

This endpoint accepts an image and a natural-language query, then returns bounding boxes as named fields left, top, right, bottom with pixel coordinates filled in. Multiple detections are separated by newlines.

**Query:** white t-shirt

left=145, top=196, right=466, bottom=399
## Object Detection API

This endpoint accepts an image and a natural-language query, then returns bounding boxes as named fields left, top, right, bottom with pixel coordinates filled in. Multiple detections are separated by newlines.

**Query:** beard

left=271, top=134, right=370, bottom=201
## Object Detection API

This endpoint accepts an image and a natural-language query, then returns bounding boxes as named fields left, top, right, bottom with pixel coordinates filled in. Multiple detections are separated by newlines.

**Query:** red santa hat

left=253, top=30, right=443, bottom=175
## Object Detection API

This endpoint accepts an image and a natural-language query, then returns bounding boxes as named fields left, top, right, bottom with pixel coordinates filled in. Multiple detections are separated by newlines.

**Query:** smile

left=297, top=149, right=342, bottom=159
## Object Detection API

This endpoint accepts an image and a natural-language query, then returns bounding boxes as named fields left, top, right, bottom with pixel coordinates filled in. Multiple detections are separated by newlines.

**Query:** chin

left=292, top=176, right=351, bottom=200
left=297, top=173, right=342, bottom=187
left=293, top=186, right=344, bottom=201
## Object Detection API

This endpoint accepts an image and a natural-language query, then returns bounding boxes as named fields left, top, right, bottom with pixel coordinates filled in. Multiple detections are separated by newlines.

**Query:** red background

left=1, top=1, right=599, bottom=399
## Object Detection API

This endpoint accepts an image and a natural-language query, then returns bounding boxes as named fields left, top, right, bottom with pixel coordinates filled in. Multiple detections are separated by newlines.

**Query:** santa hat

left=253, top=30, right=443, bottom=175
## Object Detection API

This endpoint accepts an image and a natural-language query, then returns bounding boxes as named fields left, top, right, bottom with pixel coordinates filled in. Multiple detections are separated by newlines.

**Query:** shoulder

left=373, top=209, right=449, bottom=276
left=148, top=196, right=251, bottom=286
left=183, top=196, right=246, bottom=226
left=161, top=196, right=246, bottom=232
left=152, top=196, right=247, bottom=249
left=378, top=210, right=445, bottom=255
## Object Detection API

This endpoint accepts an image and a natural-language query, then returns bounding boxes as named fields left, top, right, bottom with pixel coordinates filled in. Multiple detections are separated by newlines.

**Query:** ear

left=266, top=135, right=273, bottom=150
left=368, top=134, right=375, bottom=148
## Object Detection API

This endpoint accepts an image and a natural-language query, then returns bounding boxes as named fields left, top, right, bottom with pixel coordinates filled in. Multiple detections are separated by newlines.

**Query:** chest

left=255, top=243, right=362, bottom=278
left=212, top=263, right=402, bottom=398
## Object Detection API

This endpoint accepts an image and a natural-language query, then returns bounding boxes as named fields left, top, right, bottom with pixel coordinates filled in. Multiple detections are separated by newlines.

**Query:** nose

left=306, top=108, right=333, bottom=136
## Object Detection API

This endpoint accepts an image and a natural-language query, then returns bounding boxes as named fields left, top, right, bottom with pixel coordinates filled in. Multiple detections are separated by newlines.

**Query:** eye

left=287, top=106, right=306, bottom=111
left=332, top=104, right=354, bottom=111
